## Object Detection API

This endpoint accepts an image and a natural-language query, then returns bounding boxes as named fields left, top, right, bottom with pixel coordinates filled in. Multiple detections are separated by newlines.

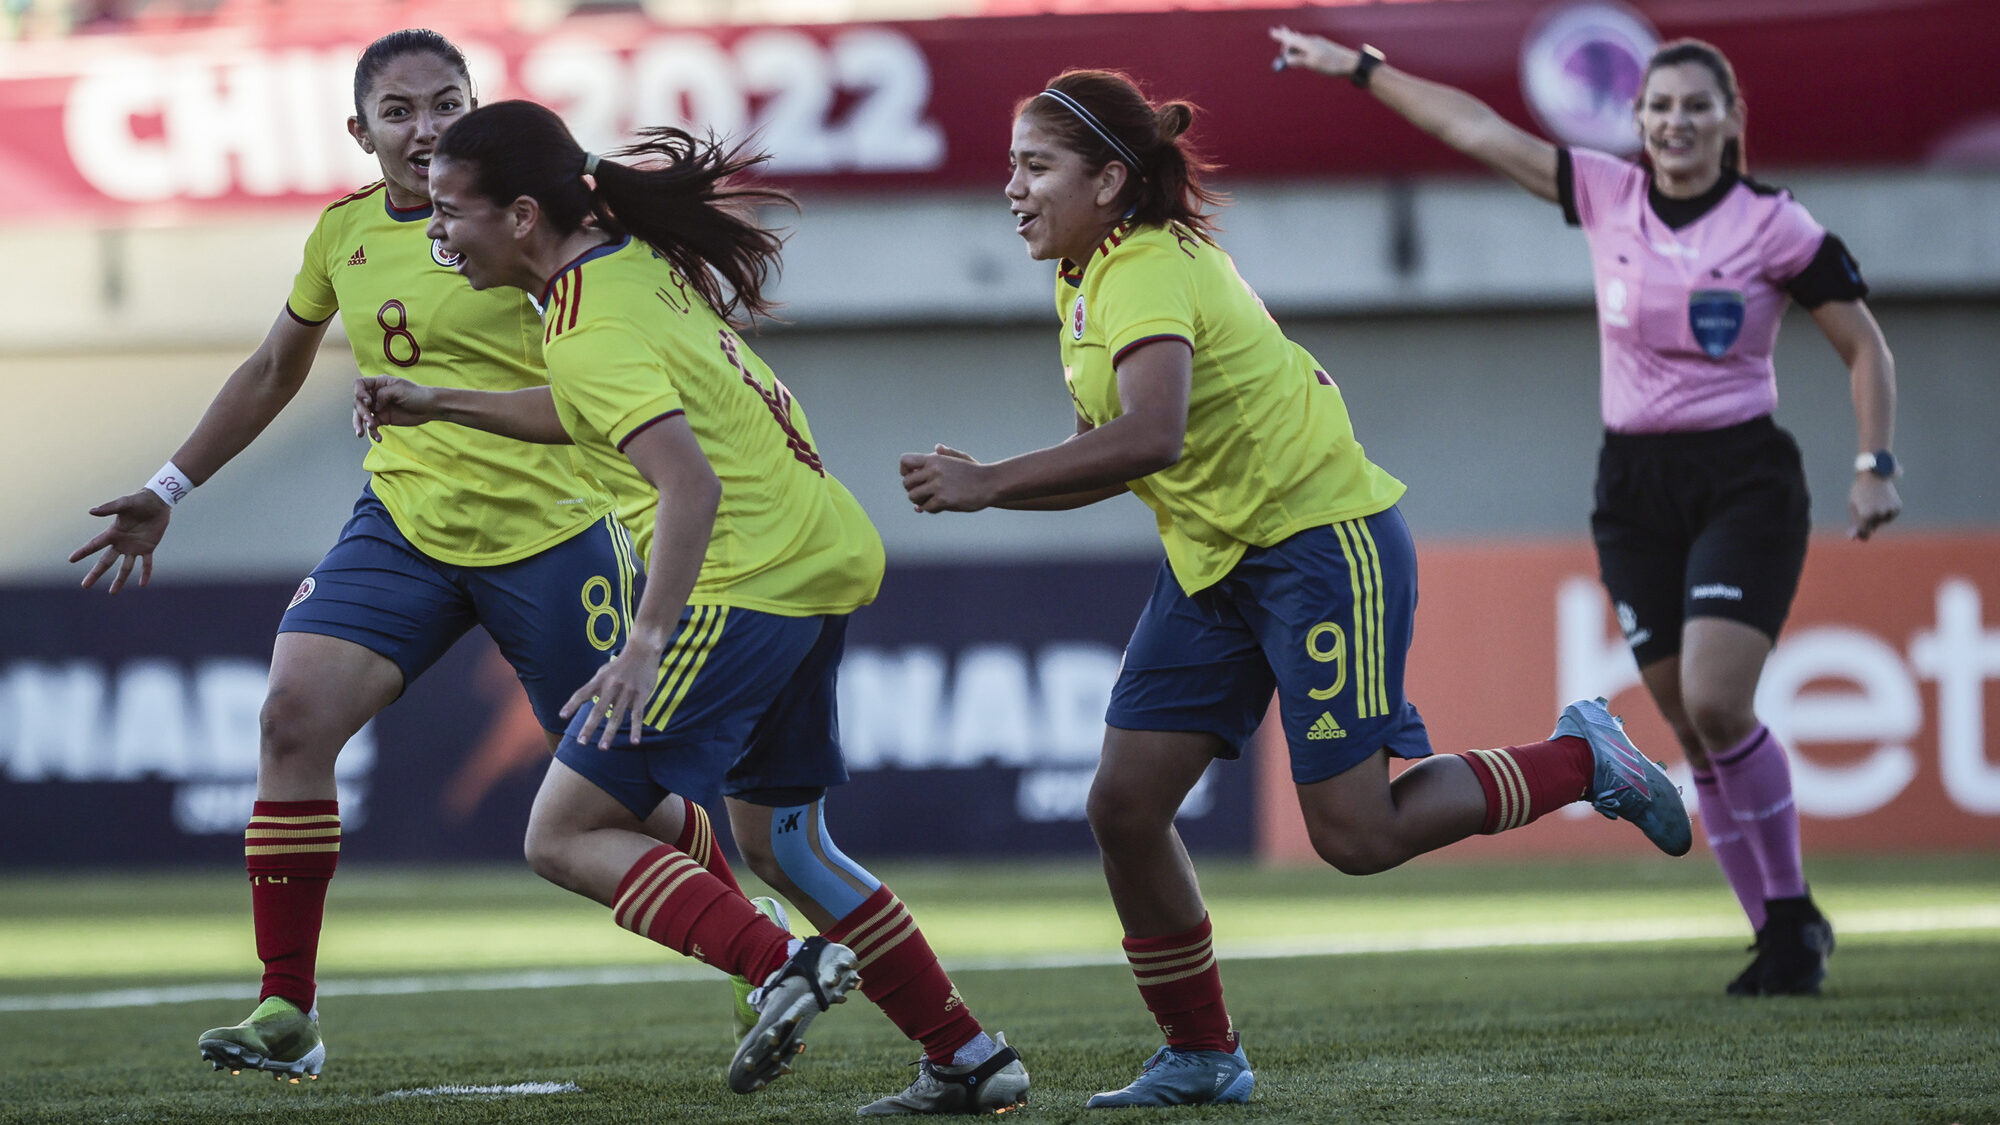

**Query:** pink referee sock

left=1693, top=769, right=1767, bottom=931
left=1710, top=726, right=1807, bottom=903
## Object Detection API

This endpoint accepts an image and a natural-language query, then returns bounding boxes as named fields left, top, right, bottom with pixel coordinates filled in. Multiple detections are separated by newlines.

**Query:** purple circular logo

left=1520, top=1, right=1660, bottom=155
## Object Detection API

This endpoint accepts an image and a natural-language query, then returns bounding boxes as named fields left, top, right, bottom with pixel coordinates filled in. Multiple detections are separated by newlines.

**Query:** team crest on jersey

left=1688, top=288, right=1745, bottom=358
left=431, top=239, right=463, bottom=269
left=287, top=576, right=316, bottom=610
left=1071, top=294, right=1087, bottom=340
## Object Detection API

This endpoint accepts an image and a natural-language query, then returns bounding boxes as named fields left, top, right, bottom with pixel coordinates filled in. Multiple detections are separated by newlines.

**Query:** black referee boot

left=1725, top=932, right=1766, bottom=997
left=1753, top=894, right=1835, bottom=996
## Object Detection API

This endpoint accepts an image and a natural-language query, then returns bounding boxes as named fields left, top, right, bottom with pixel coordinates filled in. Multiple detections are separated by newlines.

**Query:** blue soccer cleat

left=1086, top=1038, right=1253, bottom=1109
left=1556, top=697, right=1693, bottom=856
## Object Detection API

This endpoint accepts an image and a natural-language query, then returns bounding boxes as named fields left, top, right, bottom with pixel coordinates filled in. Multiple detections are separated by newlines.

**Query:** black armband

left=1785, top=233, right=1869, bottom=308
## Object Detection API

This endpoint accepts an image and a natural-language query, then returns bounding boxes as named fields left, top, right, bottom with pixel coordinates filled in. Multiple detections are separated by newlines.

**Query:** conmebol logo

left=1519, top=1, right=1659, bottom=156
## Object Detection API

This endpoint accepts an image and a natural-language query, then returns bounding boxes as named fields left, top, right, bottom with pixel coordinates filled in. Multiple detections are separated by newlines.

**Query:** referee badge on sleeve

left=1688, top=288, right=1745, bottom=358
left=1071, top=294, right=1088, bottom=340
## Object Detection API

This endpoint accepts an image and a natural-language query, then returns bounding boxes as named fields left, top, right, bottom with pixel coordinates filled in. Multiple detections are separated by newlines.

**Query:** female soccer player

left=63, top=30, right=763, bottom=1082
left=897, top=69, right=1692, bottom=1108
left=1271, top=27, right=1898, bottom=996
left=351, top=99, right=1030, bottom=1113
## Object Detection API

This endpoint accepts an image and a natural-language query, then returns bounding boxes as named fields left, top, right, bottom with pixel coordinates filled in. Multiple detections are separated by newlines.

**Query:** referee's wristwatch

left=1854, top=450, right=1898, bottom=478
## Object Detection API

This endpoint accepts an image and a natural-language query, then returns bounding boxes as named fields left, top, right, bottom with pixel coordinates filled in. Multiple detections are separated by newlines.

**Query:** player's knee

left=737, top=842, right=787, bottom=892
left=257, top=685, right=340, bottom=771
left=520, top=821, right=567, bottom=886
left=1683, top=696, right=1754, bottom=754
left=1084, top=778, right=1168, bottom=846
left=1306, top=825, right=1402, bottom=876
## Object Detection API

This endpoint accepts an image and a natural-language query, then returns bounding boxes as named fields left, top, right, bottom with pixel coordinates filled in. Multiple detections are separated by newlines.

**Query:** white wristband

left=144, top=460, right=195, bottom=507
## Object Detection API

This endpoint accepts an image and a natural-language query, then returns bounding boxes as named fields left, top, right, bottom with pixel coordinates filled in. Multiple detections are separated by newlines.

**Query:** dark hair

left=434, top=100, right=796, bottom=324
left=1642, top=38, right=1745, bottom=174
left=1015, top=69, right=1225, bottom=240
left=353, top=29, right=471, bottom=123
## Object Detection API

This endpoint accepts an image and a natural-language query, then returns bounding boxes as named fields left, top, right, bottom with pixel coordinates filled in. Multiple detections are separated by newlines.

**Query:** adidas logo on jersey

left=1307, top=712, right=1346, bottom=740
left=348, top=246, right=367, bottom=266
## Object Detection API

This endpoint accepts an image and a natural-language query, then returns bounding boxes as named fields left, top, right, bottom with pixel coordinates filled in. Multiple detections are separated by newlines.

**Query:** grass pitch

left=1, top=855, right=1996, bottom=1124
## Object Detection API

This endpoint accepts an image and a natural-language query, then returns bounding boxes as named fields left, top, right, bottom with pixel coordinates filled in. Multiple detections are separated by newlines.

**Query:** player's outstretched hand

left=560, top=641, right=665, bottom=749
left=69, top=490, right=171, bottom=593
left=353, top=375, right=441, bottom=442
left=1848, top=474, right=1901, bottom=541
left=899, top=444, right=995, bottom=513
left=1269, top=26, right=1359, bottom=77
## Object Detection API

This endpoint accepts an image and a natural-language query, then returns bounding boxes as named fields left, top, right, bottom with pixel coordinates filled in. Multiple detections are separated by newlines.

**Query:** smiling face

left=348, top=51, right=471, bottom=209
left=1635, top=61, right=1741, bottom=192
left=425, top=155, right=528, bottom=292
left=1006, top=112, right=1126, bottom=264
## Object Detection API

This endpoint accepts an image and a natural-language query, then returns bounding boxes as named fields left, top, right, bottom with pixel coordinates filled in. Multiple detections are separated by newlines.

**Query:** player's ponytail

left=434, top=101, right=795, bottom=325
left=594, top=128, right=796, bottom=325
left=1018, top=69, right=1225, bottom=241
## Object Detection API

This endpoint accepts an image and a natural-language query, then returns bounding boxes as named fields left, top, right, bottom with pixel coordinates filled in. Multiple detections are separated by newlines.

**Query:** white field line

left=6, top=903, right=1996, bottom=1014
left=380, top=1082, right=580, bottom=1099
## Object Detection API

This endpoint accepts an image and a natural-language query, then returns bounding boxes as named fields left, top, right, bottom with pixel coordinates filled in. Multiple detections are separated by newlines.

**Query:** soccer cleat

left=197, top=996, right=324, bottom=1081
left=1557, top=697, right=1693, bottom=856
left=732, top=896, right=793, bottom=1039
left=728, top=936, right=860, bottom=1094
left=1085, top=1038, right=1253, bottom=1109
left=1753, top=894, right=1835, bottom=996
left=857, top=1032, right=1031, bottom=1115
left=1726, top=935, right=1766, bottom=997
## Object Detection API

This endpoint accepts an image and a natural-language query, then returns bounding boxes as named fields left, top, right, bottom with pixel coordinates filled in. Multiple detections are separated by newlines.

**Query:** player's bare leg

left=199, top=632, right=401, bottom=1080
left=1293, top=749, right=1486, bottom=875
left=1084, top=727, right=1252, bottom=1108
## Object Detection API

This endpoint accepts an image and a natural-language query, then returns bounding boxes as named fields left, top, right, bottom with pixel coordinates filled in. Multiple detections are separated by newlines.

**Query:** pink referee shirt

left=1568, top=147, right=1827, bottom=434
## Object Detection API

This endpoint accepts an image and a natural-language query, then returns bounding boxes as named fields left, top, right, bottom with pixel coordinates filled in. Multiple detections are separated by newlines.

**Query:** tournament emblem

left=431, top=238, right=463, bottom=268
left=1071, top=294, right=1087, bottom=340
left=287, top=576, right=316, bottom=610
left=1688, top=288, right=1746, bottom=358
left=1519, top=1, right=1659, bottom=156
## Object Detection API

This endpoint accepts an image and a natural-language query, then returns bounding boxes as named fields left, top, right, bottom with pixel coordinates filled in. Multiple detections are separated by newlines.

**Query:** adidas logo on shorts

left=1307, top=712, right=1346, bottom=740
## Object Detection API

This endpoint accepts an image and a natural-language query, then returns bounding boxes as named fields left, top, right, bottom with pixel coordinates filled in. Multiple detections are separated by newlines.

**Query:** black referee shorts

left=1590, top=415, right=1811, bottom=668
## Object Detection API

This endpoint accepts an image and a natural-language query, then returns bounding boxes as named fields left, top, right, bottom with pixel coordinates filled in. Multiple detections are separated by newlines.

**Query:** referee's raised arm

left=1268, top=25, right=1560, bottom=203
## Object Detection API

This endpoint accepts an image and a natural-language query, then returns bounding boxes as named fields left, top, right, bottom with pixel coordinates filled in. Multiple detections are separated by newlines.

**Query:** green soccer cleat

left=732, top=896, right=792, bottom=1039
left=197, top=996, right=324, bottom=1082
left=857, top=1032, right=1031, bottom=1115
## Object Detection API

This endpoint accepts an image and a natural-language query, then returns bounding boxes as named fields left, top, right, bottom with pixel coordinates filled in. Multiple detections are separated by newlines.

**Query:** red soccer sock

left=822, top=885, right=982, bottom=1065
left=1124, top=916, right=1234, bottom=1053
left=673, top=797, right=744, bottom=896
left=1461, top=737, right=1594, bottom=834
left=245, top=799, right=341, bottom=1012
left=613, top=844, right=791, bottom=982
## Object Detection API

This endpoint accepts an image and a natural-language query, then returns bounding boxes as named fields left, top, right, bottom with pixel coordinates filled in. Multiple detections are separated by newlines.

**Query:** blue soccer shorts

left=278, top=485, right=635, bottom=733
left=555, top=609, right=851, bottom=816
left=1106, top=506, right=1434, bottom=784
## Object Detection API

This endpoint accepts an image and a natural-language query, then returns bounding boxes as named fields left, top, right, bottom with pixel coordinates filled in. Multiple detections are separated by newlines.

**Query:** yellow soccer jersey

left=1057, top=222, right=1406, bottom=594
left=289, top=182, right=610, bottom=566
left=536, top=238, right=883, bottom=616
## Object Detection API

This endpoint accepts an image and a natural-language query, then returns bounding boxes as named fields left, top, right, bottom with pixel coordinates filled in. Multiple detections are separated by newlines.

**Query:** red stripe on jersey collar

left=1059, top=219, right=1136, bottom=287
left=539, top=235, right=629, bottom=307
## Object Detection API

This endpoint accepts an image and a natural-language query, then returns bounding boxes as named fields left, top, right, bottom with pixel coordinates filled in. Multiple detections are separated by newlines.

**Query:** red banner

left=2, top=0, right=1997, bottom=222
left=1256, top=532, right=2000, bottom=861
